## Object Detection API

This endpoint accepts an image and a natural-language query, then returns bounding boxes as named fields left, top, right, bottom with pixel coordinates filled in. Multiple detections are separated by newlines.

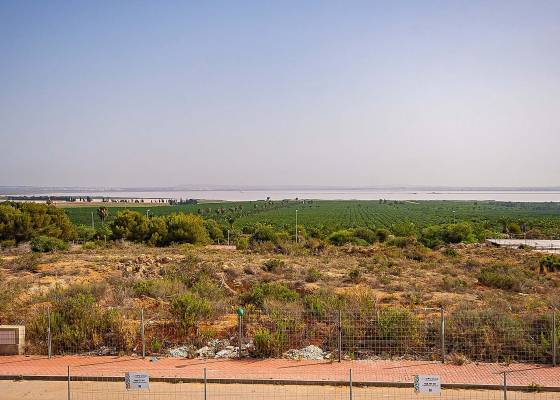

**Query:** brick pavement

left=0, top=356, right=558, bottom=388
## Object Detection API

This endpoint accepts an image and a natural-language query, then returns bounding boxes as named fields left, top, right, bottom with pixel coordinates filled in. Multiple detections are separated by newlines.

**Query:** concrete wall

left=0, top=326, right=25, bottom=355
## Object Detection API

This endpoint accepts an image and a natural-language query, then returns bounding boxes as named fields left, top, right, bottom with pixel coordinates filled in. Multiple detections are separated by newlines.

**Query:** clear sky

left=1, top=1, right=559, bottom=188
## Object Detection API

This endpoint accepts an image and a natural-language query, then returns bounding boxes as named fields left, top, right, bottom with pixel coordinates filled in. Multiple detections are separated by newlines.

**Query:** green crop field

left=61, top=200, right=560, bottom=237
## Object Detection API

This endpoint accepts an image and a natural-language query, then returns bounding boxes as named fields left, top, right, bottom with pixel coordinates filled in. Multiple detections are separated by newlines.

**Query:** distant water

left=13, top=189, right=560, bottom=202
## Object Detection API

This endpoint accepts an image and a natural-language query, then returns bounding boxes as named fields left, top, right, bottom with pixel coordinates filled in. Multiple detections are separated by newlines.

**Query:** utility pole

left=91, top=212, right=94, bottom=229
left=227, top=230, right=230, bottom=246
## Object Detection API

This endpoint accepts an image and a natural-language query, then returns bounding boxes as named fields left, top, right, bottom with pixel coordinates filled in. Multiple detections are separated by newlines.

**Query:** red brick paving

left=0, top=356, right=558, bottom=388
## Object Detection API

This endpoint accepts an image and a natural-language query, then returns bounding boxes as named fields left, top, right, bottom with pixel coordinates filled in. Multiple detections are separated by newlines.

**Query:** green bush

left=76, top=225, right=96, bottom=242
left=305, top=267, right=321, bottom=282
left=28, top=284, right=132, bottom=354
left=31, top=236, right=69, bottom=252
left=236, top=236, right=249, bottom=250
left=327, top=230, right=367, bottom=246
left=374, top=228, right=391, bottom=242
left=387, top=236, right=416, bottom=248
left=132, top=278, right=184, bottom=299
left=352, top=228, right=377, bottom=244
left=0, top=239, right=16, bottom=249
left=421, top=223, right=476, bottom=248
left=0, top=202, right=76, bottom=243
left=348, top=267, right=362, bottom=282
left=478, top=264, right=528, bottom=292
left=171, top=292, right=213, bottom=328
left=262, top=258, right=285, bottom=272
left=242, top=282, right=299, bottom=307
left=250, top=224, right=278, bottom=244
left=252, top=328, right=279, bottom=357
left=165, top=213, right=210, bottom=245
left=539, top=255, right=560, bottom=273
left=204, top=219, right=224, bottom=242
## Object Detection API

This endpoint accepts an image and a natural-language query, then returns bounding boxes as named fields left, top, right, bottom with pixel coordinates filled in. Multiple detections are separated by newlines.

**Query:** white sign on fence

left=414, top=375, right=441, bottom=393
left=125, top=372, right=149, bottom=390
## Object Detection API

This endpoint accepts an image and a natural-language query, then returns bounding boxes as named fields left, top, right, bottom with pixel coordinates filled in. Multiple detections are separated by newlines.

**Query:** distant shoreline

left=2, top=188, right=560, bottom=203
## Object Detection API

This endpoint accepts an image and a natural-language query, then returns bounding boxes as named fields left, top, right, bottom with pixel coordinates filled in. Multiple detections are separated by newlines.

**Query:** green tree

left=165, top=213, right=210, bottom=245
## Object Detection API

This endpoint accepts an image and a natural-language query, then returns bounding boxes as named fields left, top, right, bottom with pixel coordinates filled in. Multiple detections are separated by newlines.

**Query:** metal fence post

left=67, top=365, right=71, bottom=400
left=502, top=371, right=507, bottom=400
left=338, top=310, right=342, bottom=363
left=47, top=308, right=52, bottom=359
left=553, top=309, right=557, bottom=367
left=204, top=367, right=207, bottom=400
left=349, top=368, right=353, bottom=400
left=238, top=314, right=243, bottom=358
left=440, top=306, right=446, bottom=363
left=140, top=308, right=145, bottom=359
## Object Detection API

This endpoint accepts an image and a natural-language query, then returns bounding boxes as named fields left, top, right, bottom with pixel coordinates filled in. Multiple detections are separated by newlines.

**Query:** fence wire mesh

left=13, top=304, right=560, bottom=366
left=67, top=365, right=560, bottom=400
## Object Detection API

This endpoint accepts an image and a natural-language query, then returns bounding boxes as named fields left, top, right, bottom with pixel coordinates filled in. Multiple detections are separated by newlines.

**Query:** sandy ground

left=0, top=380, right=557, bottom=400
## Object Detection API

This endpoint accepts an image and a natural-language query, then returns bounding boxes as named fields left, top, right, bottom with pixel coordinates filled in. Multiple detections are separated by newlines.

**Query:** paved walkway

left=0, top=356, right=558, bottom=388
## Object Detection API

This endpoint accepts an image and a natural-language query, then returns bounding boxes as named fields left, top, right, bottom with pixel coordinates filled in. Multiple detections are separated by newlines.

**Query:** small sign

left=125, top=372, right=149, bottom=390
left=414, top=375, right=441, bottom=393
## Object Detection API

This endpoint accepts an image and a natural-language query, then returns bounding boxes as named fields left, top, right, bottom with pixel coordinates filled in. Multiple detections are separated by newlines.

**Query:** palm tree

left=97, top=206, right=109, bottom=226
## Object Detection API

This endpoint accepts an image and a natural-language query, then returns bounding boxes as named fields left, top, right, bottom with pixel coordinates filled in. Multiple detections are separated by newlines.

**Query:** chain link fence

left=12, top=305, right=560, bottom=366
left=66, top=365, right=560, bottom=400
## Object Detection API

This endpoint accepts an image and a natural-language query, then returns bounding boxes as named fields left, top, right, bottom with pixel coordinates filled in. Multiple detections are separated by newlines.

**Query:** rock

left=215, top=347, right=238, bottom=358
left=95, top=346, right=114, bottom=356
left=168, top=345, right=195, bottom=358
left=196, top=346, right=215, bottom=358
left=283, top=345, right=327, bottom=360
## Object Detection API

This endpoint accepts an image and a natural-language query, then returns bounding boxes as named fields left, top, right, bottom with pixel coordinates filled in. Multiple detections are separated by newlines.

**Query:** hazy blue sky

left=1, top=1, right=559, bottom=187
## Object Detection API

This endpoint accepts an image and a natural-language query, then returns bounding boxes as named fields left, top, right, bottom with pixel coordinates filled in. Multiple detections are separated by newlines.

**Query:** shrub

left=374, top=228, right=391, bottom=242
left=110, top=210, right=149, bottom=241
left=204, top=219, right=224, bottom=242
left=5, top=253, right=42, bottom=272
left=165, top=214, right=210, bottom=245
left=31, top=236, right=68, bottom=252
left=387, top=236, right=416, bottom=248
left=242, top=282, right=299, bottom=307
left=539, top=255, right=560, bottom=274
left=441, top=276, right=467, bottom=292
left=305, top=267, right=321, bottom=282
left=348, top=267, right=362, bottom=283
left=76, top=225, right=96, bottom=242
left=0, top=239, right=16, bottom=249
left=478, top=264, right=528, bottom=292
left=442, top=247, right=458, bottom=257
left=377, top=307, right=420, bottom=348
left=171, top=292, right=213, bottom=328
left=327, top=230, right=368, bottom=246
left=28, top=284, right=132, bottom=354
left=421, top=223, right=476, bottom=248
left=236, top=236, right=249, bottom=250
left=250, top=224, right=278, bottom=244
left=132, top=278, right=184, bottom=299
left=0, top=202, right=76, bottom=242
left=252, top=328, right=279, bottom=357
left=262, top=258, right=285, bottom=273
left=352, top=228, right=377, bottom=244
